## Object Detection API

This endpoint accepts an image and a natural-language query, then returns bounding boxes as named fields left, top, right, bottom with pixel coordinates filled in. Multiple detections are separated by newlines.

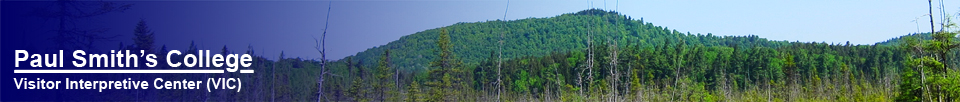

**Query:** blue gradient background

left=1, top=1, right=319, bottom=101
left=2, top=0, right=957, bottom=101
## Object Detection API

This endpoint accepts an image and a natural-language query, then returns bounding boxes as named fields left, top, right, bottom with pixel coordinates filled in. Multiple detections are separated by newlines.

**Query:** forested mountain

left=187, top=9, right=959, bottom=101
left=342, top=9, right=786, bottom=72
left=92, top=6, right=959, bottom=101
left=312, top=9, right=960, bottom=101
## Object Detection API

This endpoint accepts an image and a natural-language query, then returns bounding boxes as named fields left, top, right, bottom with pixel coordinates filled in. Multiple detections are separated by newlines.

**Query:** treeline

left=319, top=9, right=960, bottom=101
left=468, top=38, right=907, bottom=101
left=116, top=9, right=960, bottom=101
left=111, top=19, right=326, bottom=101
left=321, top=29, right=960, bottom=102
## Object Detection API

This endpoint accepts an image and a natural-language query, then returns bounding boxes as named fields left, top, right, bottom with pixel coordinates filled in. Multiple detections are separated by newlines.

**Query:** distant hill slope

left=337, top=9, right=792, bottom=71
left=875, top=33, right=939, bottom=46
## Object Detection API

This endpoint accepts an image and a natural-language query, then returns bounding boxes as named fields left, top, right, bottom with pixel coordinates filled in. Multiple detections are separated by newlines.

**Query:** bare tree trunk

left=916, top=23, right=927, bottom=101
left=672, top=37, right=683, bottom=101
left=578, top=71, right=584, bottom=98
left=586, top=15, right=595, bottom=101
left=315, top=2, right=333, bottom=102
left=497, top=1, right=509, bottom=102
left=767, top=70, right=772, bottom=102
left=720, top=68, right=730, bottom=102
left=555, top=67, right=563, bottom=100
left=608, top=38, right=619, bottom=102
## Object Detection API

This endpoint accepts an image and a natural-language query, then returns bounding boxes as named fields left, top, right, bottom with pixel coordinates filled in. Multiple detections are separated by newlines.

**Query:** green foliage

left=374, top=50, right=394, bottom=101
left=342, top=9, right=786, bottom=74
left=895, top=16, right=960, bottom=101
left=347, top=78, right=366, bottom=102
left=406, top=81, right=424, bottom=102
left=259, top=9, right=960, bottom=101
left=424, top=28, right=465, bottom=101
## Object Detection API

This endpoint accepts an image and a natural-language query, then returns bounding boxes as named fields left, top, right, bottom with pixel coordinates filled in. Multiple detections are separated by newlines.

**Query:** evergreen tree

left=348, top=78, right=366, bottom=102
left=129, top=19, right=155, bottom=71
left=347, top=57, right=367, bottom=102
left=427, top=28, right=463, bottom=101
left=132, top=19, right=156, bottom=57
left=374, top=49, right=394, bottom=101
left=406, top=81, right=423, bottom=102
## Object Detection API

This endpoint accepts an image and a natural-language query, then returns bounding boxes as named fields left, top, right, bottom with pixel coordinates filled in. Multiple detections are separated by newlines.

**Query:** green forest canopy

left=156, top=9, right=959, bottom=101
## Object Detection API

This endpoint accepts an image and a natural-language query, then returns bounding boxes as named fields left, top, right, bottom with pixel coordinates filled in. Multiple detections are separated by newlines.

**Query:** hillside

left=314, top=9, right=960, bottom=101
left=338, top=9, right=786, bottom=71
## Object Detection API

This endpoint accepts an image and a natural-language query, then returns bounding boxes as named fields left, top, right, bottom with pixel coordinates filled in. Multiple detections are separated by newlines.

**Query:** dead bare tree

left=608, top=38, right=620, bottom=102
left=579, top=15, right=595, bottom=101
left=496, top=0, right=509, bottom=102
left=314, top=2, right=339, bottom=102
left=554, top=64, right=564, bottom=100
left=672, top=34, right=684, bottom=101
left=918, top=0, right=933, bottom=101
left=580, top=10, right=596, bottom=101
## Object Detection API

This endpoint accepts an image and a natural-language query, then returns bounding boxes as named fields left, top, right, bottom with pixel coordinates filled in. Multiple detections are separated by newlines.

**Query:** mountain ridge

left=334, top=9, right=908, bottom=72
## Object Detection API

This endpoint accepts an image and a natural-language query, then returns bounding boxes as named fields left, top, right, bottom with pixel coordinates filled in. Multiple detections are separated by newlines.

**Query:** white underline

left=240, top=70, right=255, bottom=73
left=14, top=69, right=226, bottom=73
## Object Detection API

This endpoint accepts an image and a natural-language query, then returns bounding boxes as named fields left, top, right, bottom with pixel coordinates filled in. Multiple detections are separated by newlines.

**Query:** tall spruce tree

left=374, top=49, right=393, bottom=101
left=427, top=28, right=462, bottom=101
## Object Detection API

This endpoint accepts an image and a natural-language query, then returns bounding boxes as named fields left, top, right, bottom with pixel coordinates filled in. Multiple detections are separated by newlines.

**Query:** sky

left=16, top=0, right=957, bottom=61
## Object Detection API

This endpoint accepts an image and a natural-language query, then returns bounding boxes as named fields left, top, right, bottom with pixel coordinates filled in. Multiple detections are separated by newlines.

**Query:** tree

left=374, top=50, right=394, bottom=101
left=473, top=51, right=497, bottom=92
left=132, top=19, right=156, bottom=55
left=346, top=57, right=368, bottom=102
left=312, top=9, right=929, bottom=101
left=606, top=38, right=621, bottom=101
left=497, top=1, right=509, bottom=101
left=896, top=9, right=959, bottom=101
left=348, top=77, right=367, bottom=102
left=898, top=57, right=943, bottom=102
left=427, top=28, right=463, bottom=101
left=406, top=81, right=424, bottom=102
left=314, top=2, right=337, bottom=102
left=130, top=19, right=155, bottom=101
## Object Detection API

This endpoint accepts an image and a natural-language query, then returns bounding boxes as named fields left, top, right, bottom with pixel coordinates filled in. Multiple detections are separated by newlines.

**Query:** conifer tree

left=406, top=81, right=423, bottom=102
left=375, top=50, right=394, bottom=101
left=132, top=19, right=155, bottom=57
left=427, top=28, right=462, bottom=101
